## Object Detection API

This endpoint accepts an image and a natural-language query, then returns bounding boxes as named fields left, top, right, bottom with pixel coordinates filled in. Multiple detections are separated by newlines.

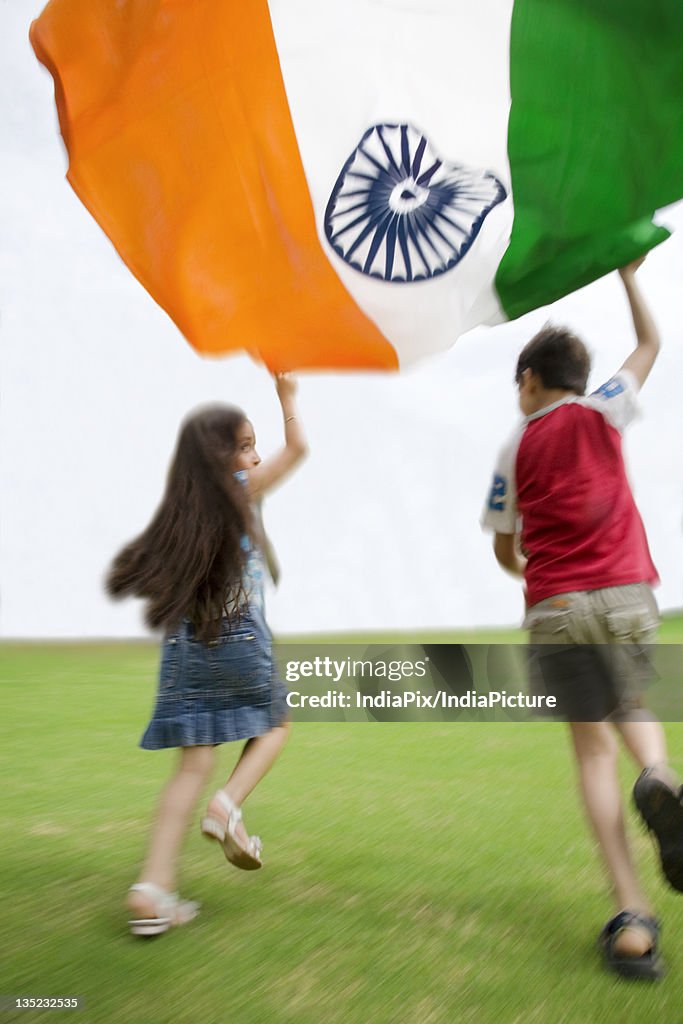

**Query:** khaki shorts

left=523, top=584, right=659, bottom=721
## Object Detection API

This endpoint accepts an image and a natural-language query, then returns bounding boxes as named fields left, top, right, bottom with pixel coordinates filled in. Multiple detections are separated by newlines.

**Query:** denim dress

left=140, top=536, right=288, bottom=750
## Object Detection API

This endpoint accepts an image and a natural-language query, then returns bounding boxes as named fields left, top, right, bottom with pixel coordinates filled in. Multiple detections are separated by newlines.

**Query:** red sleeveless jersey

left=482, top=371, right=658, bottom=606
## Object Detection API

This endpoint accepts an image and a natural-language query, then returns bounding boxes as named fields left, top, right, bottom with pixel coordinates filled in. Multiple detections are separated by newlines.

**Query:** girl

left=107, top=374, right=307, bottom=937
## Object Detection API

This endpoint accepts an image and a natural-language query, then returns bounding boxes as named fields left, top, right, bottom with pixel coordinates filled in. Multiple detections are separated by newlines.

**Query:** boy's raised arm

left=617, top=256, right=660, bottom=391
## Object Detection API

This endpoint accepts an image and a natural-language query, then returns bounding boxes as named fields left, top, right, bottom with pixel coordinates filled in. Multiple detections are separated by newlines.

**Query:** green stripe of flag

left=497, top=0, right=683, bottom=318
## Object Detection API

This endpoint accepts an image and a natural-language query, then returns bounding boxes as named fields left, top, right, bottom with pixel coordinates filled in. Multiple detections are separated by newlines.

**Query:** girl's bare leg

left=206, top=722, right=290, bottom=847
left=127, top=745, right=216, bottom=917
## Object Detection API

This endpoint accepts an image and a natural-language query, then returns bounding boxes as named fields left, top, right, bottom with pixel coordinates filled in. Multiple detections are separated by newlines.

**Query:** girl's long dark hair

left=107, top=405, right=254, bottom=641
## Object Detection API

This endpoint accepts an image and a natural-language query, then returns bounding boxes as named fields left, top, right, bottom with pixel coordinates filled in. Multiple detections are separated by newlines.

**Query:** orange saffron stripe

left=30, top=0, right=397, bottom=371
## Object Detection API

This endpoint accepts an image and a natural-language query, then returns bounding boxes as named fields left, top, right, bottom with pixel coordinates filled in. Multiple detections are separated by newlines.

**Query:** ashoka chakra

left=324, top=123, right=506, bottom=283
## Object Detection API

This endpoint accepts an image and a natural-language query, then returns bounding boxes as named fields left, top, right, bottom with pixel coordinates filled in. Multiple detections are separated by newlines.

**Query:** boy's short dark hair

left=515, top=324, right=591, bottom=395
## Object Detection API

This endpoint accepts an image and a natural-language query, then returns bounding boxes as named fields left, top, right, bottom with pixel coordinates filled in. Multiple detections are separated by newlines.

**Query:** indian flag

left=30, top=0, right=683, bottom=371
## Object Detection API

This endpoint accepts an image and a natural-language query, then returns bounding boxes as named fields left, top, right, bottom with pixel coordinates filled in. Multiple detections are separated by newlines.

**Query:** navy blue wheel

left=324, top=123, right=506, bottom=283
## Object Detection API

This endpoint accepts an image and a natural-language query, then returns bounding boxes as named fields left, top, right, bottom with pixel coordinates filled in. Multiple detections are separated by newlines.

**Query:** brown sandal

left=598, top=911, right=664, bottom=980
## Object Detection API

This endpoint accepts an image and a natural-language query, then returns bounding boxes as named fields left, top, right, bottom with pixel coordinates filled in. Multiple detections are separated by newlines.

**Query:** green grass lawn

left=284, top=610, right=683, bottom=645
left=2, top=623, right=682, bottom=1023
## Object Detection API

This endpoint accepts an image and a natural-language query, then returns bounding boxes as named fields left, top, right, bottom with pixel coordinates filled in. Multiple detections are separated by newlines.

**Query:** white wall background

left=2, top=3, right=682, bottom=638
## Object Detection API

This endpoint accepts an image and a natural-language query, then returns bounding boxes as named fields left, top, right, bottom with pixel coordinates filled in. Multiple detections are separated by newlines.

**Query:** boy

left=482, top=257, right=683, bottom=980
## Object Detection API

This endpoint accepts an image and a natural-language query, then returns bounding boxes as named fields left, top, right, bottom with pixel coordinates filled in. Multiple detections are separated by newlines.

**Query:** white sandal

left=127, top=882, right=200, bottom=937
left=201, top=790, right=263, bottom=870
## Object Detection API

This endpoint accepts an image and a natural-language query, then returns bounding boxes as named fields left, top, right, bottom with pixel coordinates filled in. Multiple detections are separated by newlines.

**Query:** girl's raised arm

left=246, top=374, right=308, bottom=497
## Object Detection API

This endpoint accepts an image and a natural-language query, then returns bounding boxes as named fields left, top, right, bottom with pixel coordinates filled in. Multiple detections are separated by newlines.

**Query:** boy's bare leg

left=614, top=715, right=674, bottom=781
left=569, top=721, right=654, bottom=957
left=128, top=745, right=216, bottom=917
